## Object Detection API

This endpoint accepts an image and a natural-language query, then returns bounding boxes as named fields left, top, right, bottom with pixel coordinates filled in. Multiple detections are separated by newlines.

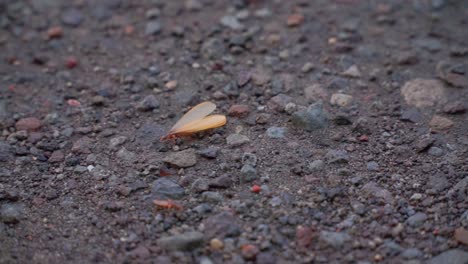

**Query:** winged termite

left=160, top=102, right=227, bottom=141
left=153, top=199, right=183, bottom=210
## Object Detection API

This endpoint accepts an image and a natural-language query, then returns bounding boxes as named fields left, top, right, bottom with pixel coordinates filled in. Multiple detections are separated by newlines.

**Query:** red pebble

left=359, top=135, right=369, bottom=142
left=124, top=25, right=135, bottom=35
left=296, top=226, right=315, bottom=248
left=15, top=117, right=42, bottom=132
left=65, top=57, right=78, bottom=69
left=241, top=244, right=259, bottom=260
left=47, top=26, right=63, bottom=39
left=67, top=99, right=81, bottom=107
left=228, top=104, right=250, bottom=117
left=251, top=185, right=261, bottom=193
left=159, top=165, right=175, bottom=176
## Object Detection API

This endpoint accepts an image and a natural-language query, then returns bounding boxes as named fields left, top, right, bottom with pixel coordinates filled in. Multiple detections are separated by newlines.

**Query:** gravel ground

left=1, top=0, right=468, bottom=263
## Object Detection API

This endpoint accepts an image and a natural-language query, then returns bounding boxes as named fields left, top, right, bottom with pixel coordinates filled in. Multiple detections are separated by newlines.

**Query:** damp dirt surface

left=1, top=0, right=468, bottom=263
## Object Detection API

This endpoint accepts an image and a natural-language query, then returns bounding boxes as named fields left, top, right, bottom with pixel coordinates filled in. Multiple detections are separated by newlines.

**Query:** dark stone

left=157, top=232, right=204, bottom=251
left=209, top=175, right=233, bottom=189
left=401, top=108, right=423, bottom=123
left=62, top=9, right=84, bottom=27
left=152, top=178, right=185, bottom=199
left=203, top=212, right=241, bottom=238
left=0, top=142, right=13, bottom=162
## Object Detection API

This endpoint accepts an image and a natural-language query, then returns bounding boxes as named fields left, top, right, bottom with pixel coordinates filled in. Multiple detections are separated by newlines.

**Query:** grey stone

left=0, top=99, right=8, bottom=120
left=136, top=122, right=165, bottom=146
left=116, top=147, right=136, bottom=162
left=353, top=117, right=372, bottom=134
left=443, top=101, right=467, bottom=114
left=401, top=248, right=423, bottom=259
left=342, top=65, right=361, bottom=78
left=428, top=147, right=443, bottom=157
left=415, top=135, right=435, bottom=152
left=62, top=9, right=83, bottom=27
left=427, top=174, right=450, bottom=192
left=400, top=78, right=447, bottom=108
left=74, top=165, right=88, bottom=173
left=242, top=153, right=257, bottom=166
left=203, top=212, right=241, bottom=238
left=319, top=231, right=351, bottom=248
left=401, top=108, right=423, bottom=123
left=109, top=136, right=127, bottom=149
left=201, top=38, right=226, bottom=59
left=367, top=161, right=379, bottom=171
left=351, top=201, right=366, bottom=215
left=325, top=150, right=349, bottom=164
left=461, top=210, right=468, bottom=224
left=301, top=62, right=315, bottom=73
left=229, top=35, right=247, bottom=47
left=269, top=196, right=282, bottom=207
left=291, top=102, right=329, bottom=131
left=0, top=142, right=13, bottom=162
left=199, top=256, right=214, bottom=264
left=226, top=134, right=250, bottom=147
left=413, top=38, right=442, bottom=52
left=255, top=8, right=272, bottom=18
left=220, top=16, right=244, bottom=30
left=450, top=177, right=467, bottom=200
left=406, top=212, right=427, bottom=227
left=208, top=175, right=233, bottom=189
left=304, top=84, right=327, bottom=102
left=222, top=82, right=239, bottom=97
left=191, top=179, right=209, bottom=193
left=91, top=5, right=112, bottom=21
left=72, top=136, right=93, bottom=154
left=137, top=95, right=160, bottom=111
left=89, top=165, right=111, bottom=180
left=308, top=160, right=325, bottom=171
left=163, top=149, right=197, bottom=168
left=145, top=8, right=160, bottom=19
left=361, top=182, right=393, bottom=203
left=0, top=203, right=25, bottom=224
left=240, top=164, right=257, bottom=183
left=152, top=178, right=185, bottom=199
left=157, top=231, right=204, bottom=251
left=426, top=249, right=468, bottom=264
left=431, top=0, right=446, bottom=9
left=436, top=61, right=468, bottom=88
left=270, top=78, right=285, bottom=95
left=202, top=191, right=223, bottom=203
left=330, top=93, right=353, bottom=107
left=382, top=240, right=403, bottom=255
left=395, top=51, right=419, bottom=65
left=198, top=147, right=219, bottom=159
left=268, top=94, right=293, bottom=112
left=185, top=0, right=202, bottom=11
left=266, top=127, right=287, bottom=138
left=145, top=21, right=161, bottom=35
left=193, top=203, right=212, bottom=214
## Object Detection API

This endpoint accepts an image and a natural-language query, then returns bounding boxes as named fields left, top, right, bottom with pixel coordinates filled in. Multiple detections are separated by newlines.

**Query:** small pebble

left=210, top=238, right=224, bottom=250
left=266, top=127, right=287, bottom=139
left=226, top=134, right=250, bottom=147
left=301, top=62, right=315, bottom=73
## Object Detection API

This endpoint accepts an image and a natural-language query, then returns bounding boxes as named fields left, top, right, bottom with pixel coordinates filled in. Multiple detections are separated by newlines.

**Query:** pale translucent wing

left=170, top=115, right=226, bottom=134
left=170, top=102, right=216, bottom=132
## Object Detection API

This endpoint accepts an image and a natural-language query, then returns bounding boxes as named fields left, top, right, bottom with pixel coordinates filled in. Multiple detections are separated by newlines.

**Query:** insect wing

left=170, top=102, right=216, bottom=132
left=170, top=115, right=226, bottom=134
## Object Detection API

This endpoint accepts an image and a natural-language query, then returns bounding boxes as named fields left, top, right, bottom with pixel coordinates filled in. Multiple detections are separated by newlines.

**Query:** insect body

left=160, top=102, right=226, bottom=141
left=153, top=199, right=183, bottom=210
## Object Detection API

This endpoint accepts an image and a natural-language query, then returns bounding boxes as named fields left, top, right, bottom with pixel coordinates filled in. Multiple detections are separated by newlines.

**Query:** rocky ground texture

left=1, top=0, right=468, bottom=263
